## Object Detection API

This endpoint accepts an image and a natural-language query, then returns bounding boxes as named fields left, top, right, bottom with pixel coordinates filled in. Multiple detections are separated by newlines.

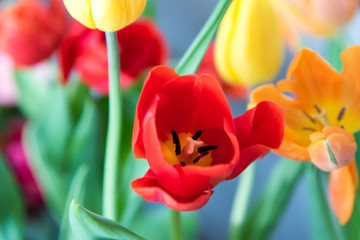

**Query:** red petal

left=131, top=172, right=213, bottom=211
left=132, top=66, right=179, bottom=158
left=228, top=100, right=285, bottom=179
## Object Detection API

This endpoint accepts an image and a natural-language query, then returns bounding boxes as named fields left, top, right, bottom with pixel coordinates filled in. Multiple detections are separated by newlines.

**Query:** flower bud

left=63, top=0, right=147, bottom=32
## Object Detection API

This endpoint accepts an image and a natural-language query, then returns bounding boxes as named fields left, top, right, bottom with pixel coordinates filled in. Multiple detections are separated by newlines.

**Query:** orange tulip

left=0, top=0, right=67, bottom=66
left=272, top=0, right=358, bottom=36
left=249, top=46, right=360, bottom=224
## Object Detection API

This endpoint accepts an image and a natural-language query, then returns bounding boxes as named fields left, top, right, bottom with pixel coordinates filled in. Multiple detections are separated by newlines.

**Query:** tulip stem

left=229, top=162, right=256, bottom=240
left=102, top=31, right=122, bottom=221
left=170, top=209, right=184, bottom=240
left=175, top=0, right=232, bottom=75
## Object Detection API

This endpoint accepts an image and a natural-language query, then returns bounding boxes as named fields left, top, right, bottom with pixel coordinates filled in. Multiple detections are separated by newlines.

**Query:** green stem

left=170, top=209, right=184, bottom=240
left=229, top=163, right=256, bottom=240
left=102, top=32, right=122, bottom=220
left=175, top=0, right=232, bottom=75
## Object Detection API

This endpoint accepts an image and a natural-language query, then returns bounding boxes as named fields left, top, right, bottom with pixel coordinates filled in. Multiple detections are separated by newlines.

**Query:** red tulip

left=0, top=0, right=67, bottom=66
left=0, top=119, right=44, bottom=211
left=131, top=66, right=285, bottom=211
left=59, top=19, right=168, bottom=94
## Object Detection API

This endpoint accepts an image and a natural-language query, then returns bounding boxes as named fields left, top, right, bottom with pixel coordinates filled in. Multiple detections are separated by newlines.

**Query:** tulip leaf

left=14, top=69, right=50, bottom=119
left=130, top=207, right=199, bottom=240
left=307, top=166, right=344, bottom=240
left=59, top=165, right=89, bottom=240
left=237, top=159, right=306, bottom=240
left=0, top=153, right=25, bottom=240
left=353, top=131, right=360, bottom=177
left=69, top=201, right=144, bottom=240
left=175, top=0, right=232, bottom=75
left=23, top=122, right=67, bottom=218
left=327, top=34, right=346, bottom=73
left=342, top=193, right=360, bottom=240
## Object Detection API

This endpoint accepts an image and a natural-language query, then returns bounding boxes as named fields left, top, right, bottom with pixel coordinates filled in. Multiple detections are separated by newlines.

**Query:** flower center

left=302, top=105, right=346, bottom=132
left=162, top=129, right=218, bottom=167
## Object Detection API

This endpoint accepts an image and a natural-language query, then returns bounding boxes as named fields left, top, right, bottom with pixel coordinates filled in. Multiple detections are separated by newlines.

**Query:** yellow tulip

left=214, top=0, right=284, bottom=86
left=63, top=0, right=147, bottom=32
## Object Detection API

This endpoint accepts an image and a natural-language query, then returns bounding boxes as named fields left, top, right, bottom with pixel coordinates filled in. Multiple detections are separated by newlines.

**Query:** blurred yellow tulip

left=63, top=0, right=147, bottom=32
left=214, top=0, right=284, bottom=86
left=272, top=0, right=358, bottom=36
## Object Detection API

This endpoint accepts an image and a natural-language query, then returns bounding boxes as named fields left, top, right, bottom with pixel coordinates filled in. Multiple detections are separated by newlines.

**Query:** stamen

left=314, top=104, right=321, bottom=113
left=192, top=130, right=202, bottom=140
left=302, top=127, right=316, bottom=132
left=198, top=145, right=218, bottom=154
left=337, top=107, right=346, bottom=121
left=180, top=161, right=186, bottom=166
left=193, top=151, right=209, bottom=164
left=302, top=110, right=315, bottom=124
left=340, top=125, right=344, bottom=129
left=171, top=129, right=181, bottom=155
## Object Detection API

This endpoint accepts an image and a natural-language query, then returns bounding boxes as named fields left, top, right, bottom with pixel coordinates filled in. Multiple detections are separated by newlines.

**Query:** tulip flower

left=0, top=119, right=44, bottom=211
left=131, top=66, right=285, bottom=211
left=197, top=43, right=248, bottom=100
left=249, top=46, right=360, bottom=224
left=272, top=0, right=357, bottom=36
left=214, top=0, right=284, bottom=86
left=59, top=19, right=168, bottom=94
left=63, top=0, right=146, bottom=32
left=0, top=0, right=66, bottom=66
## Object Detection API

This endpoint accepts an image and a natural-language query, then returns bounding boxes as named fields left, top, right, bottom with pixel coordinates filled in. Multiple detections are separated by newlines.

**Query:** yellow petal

left=214, top=0, right=284, bottom=86
left=329, top=160, right=358, bottom=225
left=90, top=0, right=146, bottom=32
left=63, top=0, right=96, bottom=29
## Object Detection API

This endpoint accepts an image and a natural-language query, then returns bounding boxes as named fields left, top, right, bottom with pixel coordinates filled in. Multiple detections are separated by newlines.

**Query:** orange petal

left=329, top=160, right=358, bottom=225
left=308, top=126, right=356, bottom=171
left=283, top=48, right=342, bottom=105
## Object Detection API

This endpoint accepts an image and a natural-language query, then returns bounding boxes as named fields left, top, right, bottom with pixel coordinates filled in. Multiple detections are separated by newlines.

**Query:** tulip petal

left=131, top=172, right=213, bottom=212
left=228, top=100, right=285, bottom=179
left=132, top=66, right=179, bottom=158
left=63, top=0, right=96, bottom=29
left=308, top=126, right=356, bottom=171
left=329, top=160, right=358, bottom=225
left=90, top=0, right=146, bottom=32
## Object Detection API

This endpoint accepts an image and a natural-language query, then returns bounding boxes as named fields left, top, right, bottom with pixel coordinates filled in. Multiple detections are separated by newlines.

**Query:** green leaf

left=14, top=69, right=50, bottom=119
left=307, top=166, right=344, bottom=240
left=23, top=122, right=67, bottom=219
left=59, top=165, right=89, bottom=240
left=175, top=0, right=232, bottom=75
left=36, top=86, right=73, bottom=166
left=327, top=34, right=347, bottom=73
left=342, top=193, right=360, bottom=240
left=239, top=159, right=306, bottom=240
left=0, top=154, right=25, bottom=240
left=69, top=201, right=144, bottom=240
left=353, top=131, right=360, bottom=177
left=131, top=207, right=198, bottom=240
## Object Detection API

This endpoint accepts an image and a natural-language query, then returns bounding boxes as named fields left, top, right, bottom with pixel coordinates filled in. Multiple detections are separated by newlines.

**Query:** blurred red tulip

left=0, top=0, right=67, bottom=66
left=0, top=119, right=44, bottom=211
left=59, top=18, right=168, bottom=94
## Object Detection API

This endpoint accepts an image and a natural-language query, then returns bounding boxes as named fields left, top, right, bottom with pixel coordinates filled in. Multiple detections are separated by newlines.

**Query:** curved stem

left=175, top=0, right=232, bottom=75
left=102, top=31, right=122, bottom=220
left=229, top=163, right=256, bottom=240
left=170, top=209, right=184, bottom=240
